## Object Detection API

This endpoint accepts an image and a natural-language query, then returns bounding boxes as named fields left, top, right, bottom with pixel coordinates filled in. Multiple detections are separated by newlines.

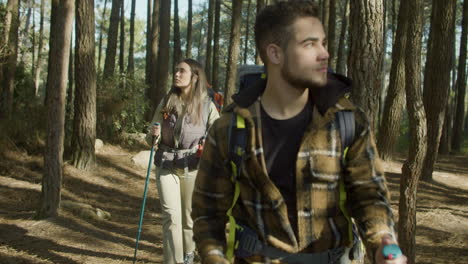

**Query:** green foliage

left=96, top=75, right=150, bottom=142
left=0, top=64, right=46, bottom=154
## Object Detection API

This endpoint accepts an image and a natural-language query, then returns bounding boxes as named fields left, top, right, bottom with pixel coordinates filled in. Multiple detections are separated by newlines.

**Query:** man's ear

left=265, top=44, right=283, bottom=65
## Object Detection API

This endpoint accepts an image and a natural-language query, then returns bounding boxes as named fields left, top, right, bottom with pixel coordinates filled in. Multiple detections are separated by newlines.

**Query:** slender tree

left=127, top=0, right=136, bottom=75
left=153, top=0, right=171, bottom=112
left=97, top=0, right=108, bottom=73
left=398, top=0, right=427, bottom=262
left=224, top=0, right=243, bottom=105
left=71, top=0, right=97, bottom=170
left=37, top=0, right=74, bottom=219
left=336, top=0, right=348, bottom=75
left=205, top=0, right=215, bottom=82
left=452, top=0, right=468, bottom=152
left=33, top=0, right=45, bottom=96
left=0, top=0, right=20, bottom=119
left=255, top=0, right=265, bottom=64
left=212, top=0, right=221, bottom=90
left=378, top=0, right=409, bottom=161
left=145, top=0, right=152, bottom=84
left=243, top=0, right=252, bottom=65
left=103, top=0, right=121, bottom=79
left=328, top=0, right=336, bottom=69
left=119, top=0, right=125, bottom=75
left=186, top=0, right=193, bottom=58
left=322, top=0, right=329, bottom=36
left=173, top=0, right=182, bottom=69
left=421, top=0, right=456, bottom=182
left=348, top=0, right=384, bottom=130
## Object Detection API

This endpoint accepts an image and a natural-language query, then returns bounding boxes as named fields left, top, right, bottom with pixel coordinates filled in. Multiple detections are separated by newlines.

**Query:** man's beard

left=281, top=57, right=327, bottom=91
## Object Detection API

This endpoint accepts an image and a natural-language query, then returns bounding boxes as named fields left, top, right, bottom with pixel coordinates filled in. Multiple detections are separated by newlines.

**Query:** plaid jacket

left=192, top=74, right=395, bottom=263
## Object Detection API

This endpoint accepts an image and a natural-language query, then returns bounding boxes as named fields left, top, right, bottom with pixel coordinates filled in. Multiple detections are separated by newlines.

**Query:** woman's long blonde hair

left=163, top=59, right=208, bottom=125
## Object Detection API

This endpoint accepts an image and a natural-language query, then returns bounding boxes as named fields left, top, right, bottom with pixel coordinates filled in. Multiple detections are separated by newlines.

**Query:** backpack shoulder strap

left=225, top=113, right=247, bottom=261
left=335, top=110, right=355, bottom=164
left=335, top=110, right=356, bottom=245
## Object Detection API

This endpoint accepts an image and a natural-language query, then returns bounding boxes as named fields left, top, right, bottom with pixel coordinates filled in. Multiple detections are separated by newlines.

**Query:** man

left=192, top=1, right=407, bottom=264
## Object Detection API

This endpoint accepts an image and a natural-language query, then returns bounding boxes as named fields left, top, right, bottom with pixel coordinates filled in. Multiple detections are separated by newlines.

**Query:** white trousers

left=156, top=167, right=197, bottom=264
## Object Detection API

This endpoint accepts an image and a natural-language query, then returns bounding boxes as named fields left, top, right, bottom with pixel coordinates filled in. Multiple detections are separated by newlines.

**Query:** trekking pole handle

left=382, top=244, right=402, bottom=260
left=151, top=122, right=160, bottom=145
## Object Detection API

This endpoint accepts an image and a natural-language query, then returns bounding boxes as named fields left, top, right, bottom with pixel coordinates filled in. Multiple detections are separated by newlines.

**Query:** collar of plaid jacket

left=230, top=72, right=353, bottom=115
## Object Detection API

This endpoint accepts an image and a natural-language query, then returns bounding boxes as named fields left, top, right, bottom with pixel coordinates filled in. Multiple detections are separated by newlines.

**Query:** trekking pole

left=132, top=122, right=160, bottom=264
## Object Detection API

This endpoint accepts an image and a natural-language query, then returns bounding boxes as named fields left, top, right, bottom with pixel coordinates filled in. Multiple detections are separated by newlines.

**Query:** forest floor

left=0, top=141, right=467, bottom=264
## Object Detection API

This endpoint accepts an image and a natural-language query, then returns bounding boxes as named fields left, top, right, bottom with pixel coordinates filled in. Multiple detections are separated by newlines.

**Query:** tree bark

left=377, top=0, right=409, bottom=161
left=212, top=0, right=221, bottom=90
left=37, top=0, right=74, bottom=219
left=153, top=0, right=171, bottom=112
left=348, top=0, right=384, bottom=131
left=452, top=0, right=468, bottom=152
left=186, top=0, right=193, bottom=58
left=0, top=0, right=20, bottom=119
left=336, top=0, right=348, bottom=75
left=322, top=0, right=329, bottom=36
left=71, top=0, right=97, bottom=170
left=224, top=0, right=243, bottom=105
left=148, top=0, right=160, bottom=106
left=103, top=0, right=121, bottom=79
left=205, top=0, right=215, bottom=82
left=127, top=0, right=136, bottom=75
left=398, top=0, right=427, bottom=262
left=421, top=0, right=456, bottom=182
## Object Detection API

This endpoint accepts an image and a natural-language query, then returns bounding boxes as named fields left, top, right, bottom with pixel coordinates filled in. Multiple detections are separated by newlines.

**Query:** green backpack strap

left=225, top=113, right=247, bottom=261
left=335, top=111, right=356, bottom=243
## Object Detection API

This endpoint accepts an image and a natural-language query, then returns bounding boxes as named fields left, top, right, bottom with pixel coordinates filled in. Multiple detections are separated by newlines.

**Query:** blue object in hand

left=382, top=244, right=402, bottom=260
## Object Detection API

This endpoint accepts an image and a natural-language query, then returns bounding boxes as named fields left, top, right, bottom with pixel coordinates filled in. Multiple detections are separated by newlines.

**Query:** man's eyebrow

left=299, top=37, right=326, bottom=44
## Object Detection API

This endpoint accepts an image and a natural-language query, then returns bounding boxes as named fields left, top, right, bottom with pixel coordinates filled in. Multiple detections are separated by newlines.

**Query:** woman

left=146, top=58, right=219, bottom=264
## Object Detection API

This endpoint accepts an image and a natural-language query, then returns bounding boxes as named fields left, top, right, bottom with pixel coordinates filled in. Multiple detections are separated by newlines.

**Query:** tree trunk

left=255, top=0, right=265, bottom=65
left=398, top=0, right=427, bottom=262
left=103, top=0, right=120, bottom=79
left=19, top=0, right=33, bottom=63
left=224, top=0, right=243, bottom=105
left=97, top=0, right=108, bottom=73
left=127, top=0, right=136, bottom=75
left=377, top=0, right=409, bottom=161
left=322, top=0, right=329, bottom=36
left=153, top=0, right=171, bottom=112
left=37, top=0, right=74, bottom=219
left=421, top=0, right=456, bottom=182
left=119, top=0, right=125, bottom=75
left=145, top=0, right=152, bottom=85
left=33, top=0, right=45, bottom=96
left=328, top=0, right=336, bottom=70
left=379, top=0, right=388, bottom=128
left=212, top=0, right=221, bottom=90
left=173, top=0, right=182, bottom=68
left=452, top=0, right=468, bottom=152
left=186, top=0, right=193, bottom=58
left=65, top=31, right=74, bottom=150
left=148, top=0, right=160, bottom=108
left=243, top=0, right=251, bottom=65
left=336, top=0, right=348, bottom=75
left=0, top=0, right=20, bottom=120
left=71, top=0, right=97, bottom=170
left=205, top=0, right=215, bottom=82
left=348, top=0, right=384, bottom=131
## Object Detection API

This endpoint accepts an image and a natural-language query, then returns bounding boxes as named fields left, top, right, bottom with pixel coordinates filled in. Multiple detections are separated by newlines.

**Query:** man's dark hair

left=254, top=0, right=320, bottom=64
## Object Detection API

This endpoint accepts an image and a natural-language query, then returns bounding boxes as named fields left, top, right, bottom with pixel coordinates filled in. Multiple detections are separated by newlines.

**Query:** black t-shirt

left=260, top=98, right=312, bottom=235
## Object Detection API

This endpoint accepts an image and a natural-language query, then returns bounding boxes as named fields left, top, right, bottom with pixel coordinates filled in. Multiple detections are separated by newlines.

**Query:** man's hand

left=150, top=123, right=160, bottom=145
left=375, top=235, right=407, bottom=264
